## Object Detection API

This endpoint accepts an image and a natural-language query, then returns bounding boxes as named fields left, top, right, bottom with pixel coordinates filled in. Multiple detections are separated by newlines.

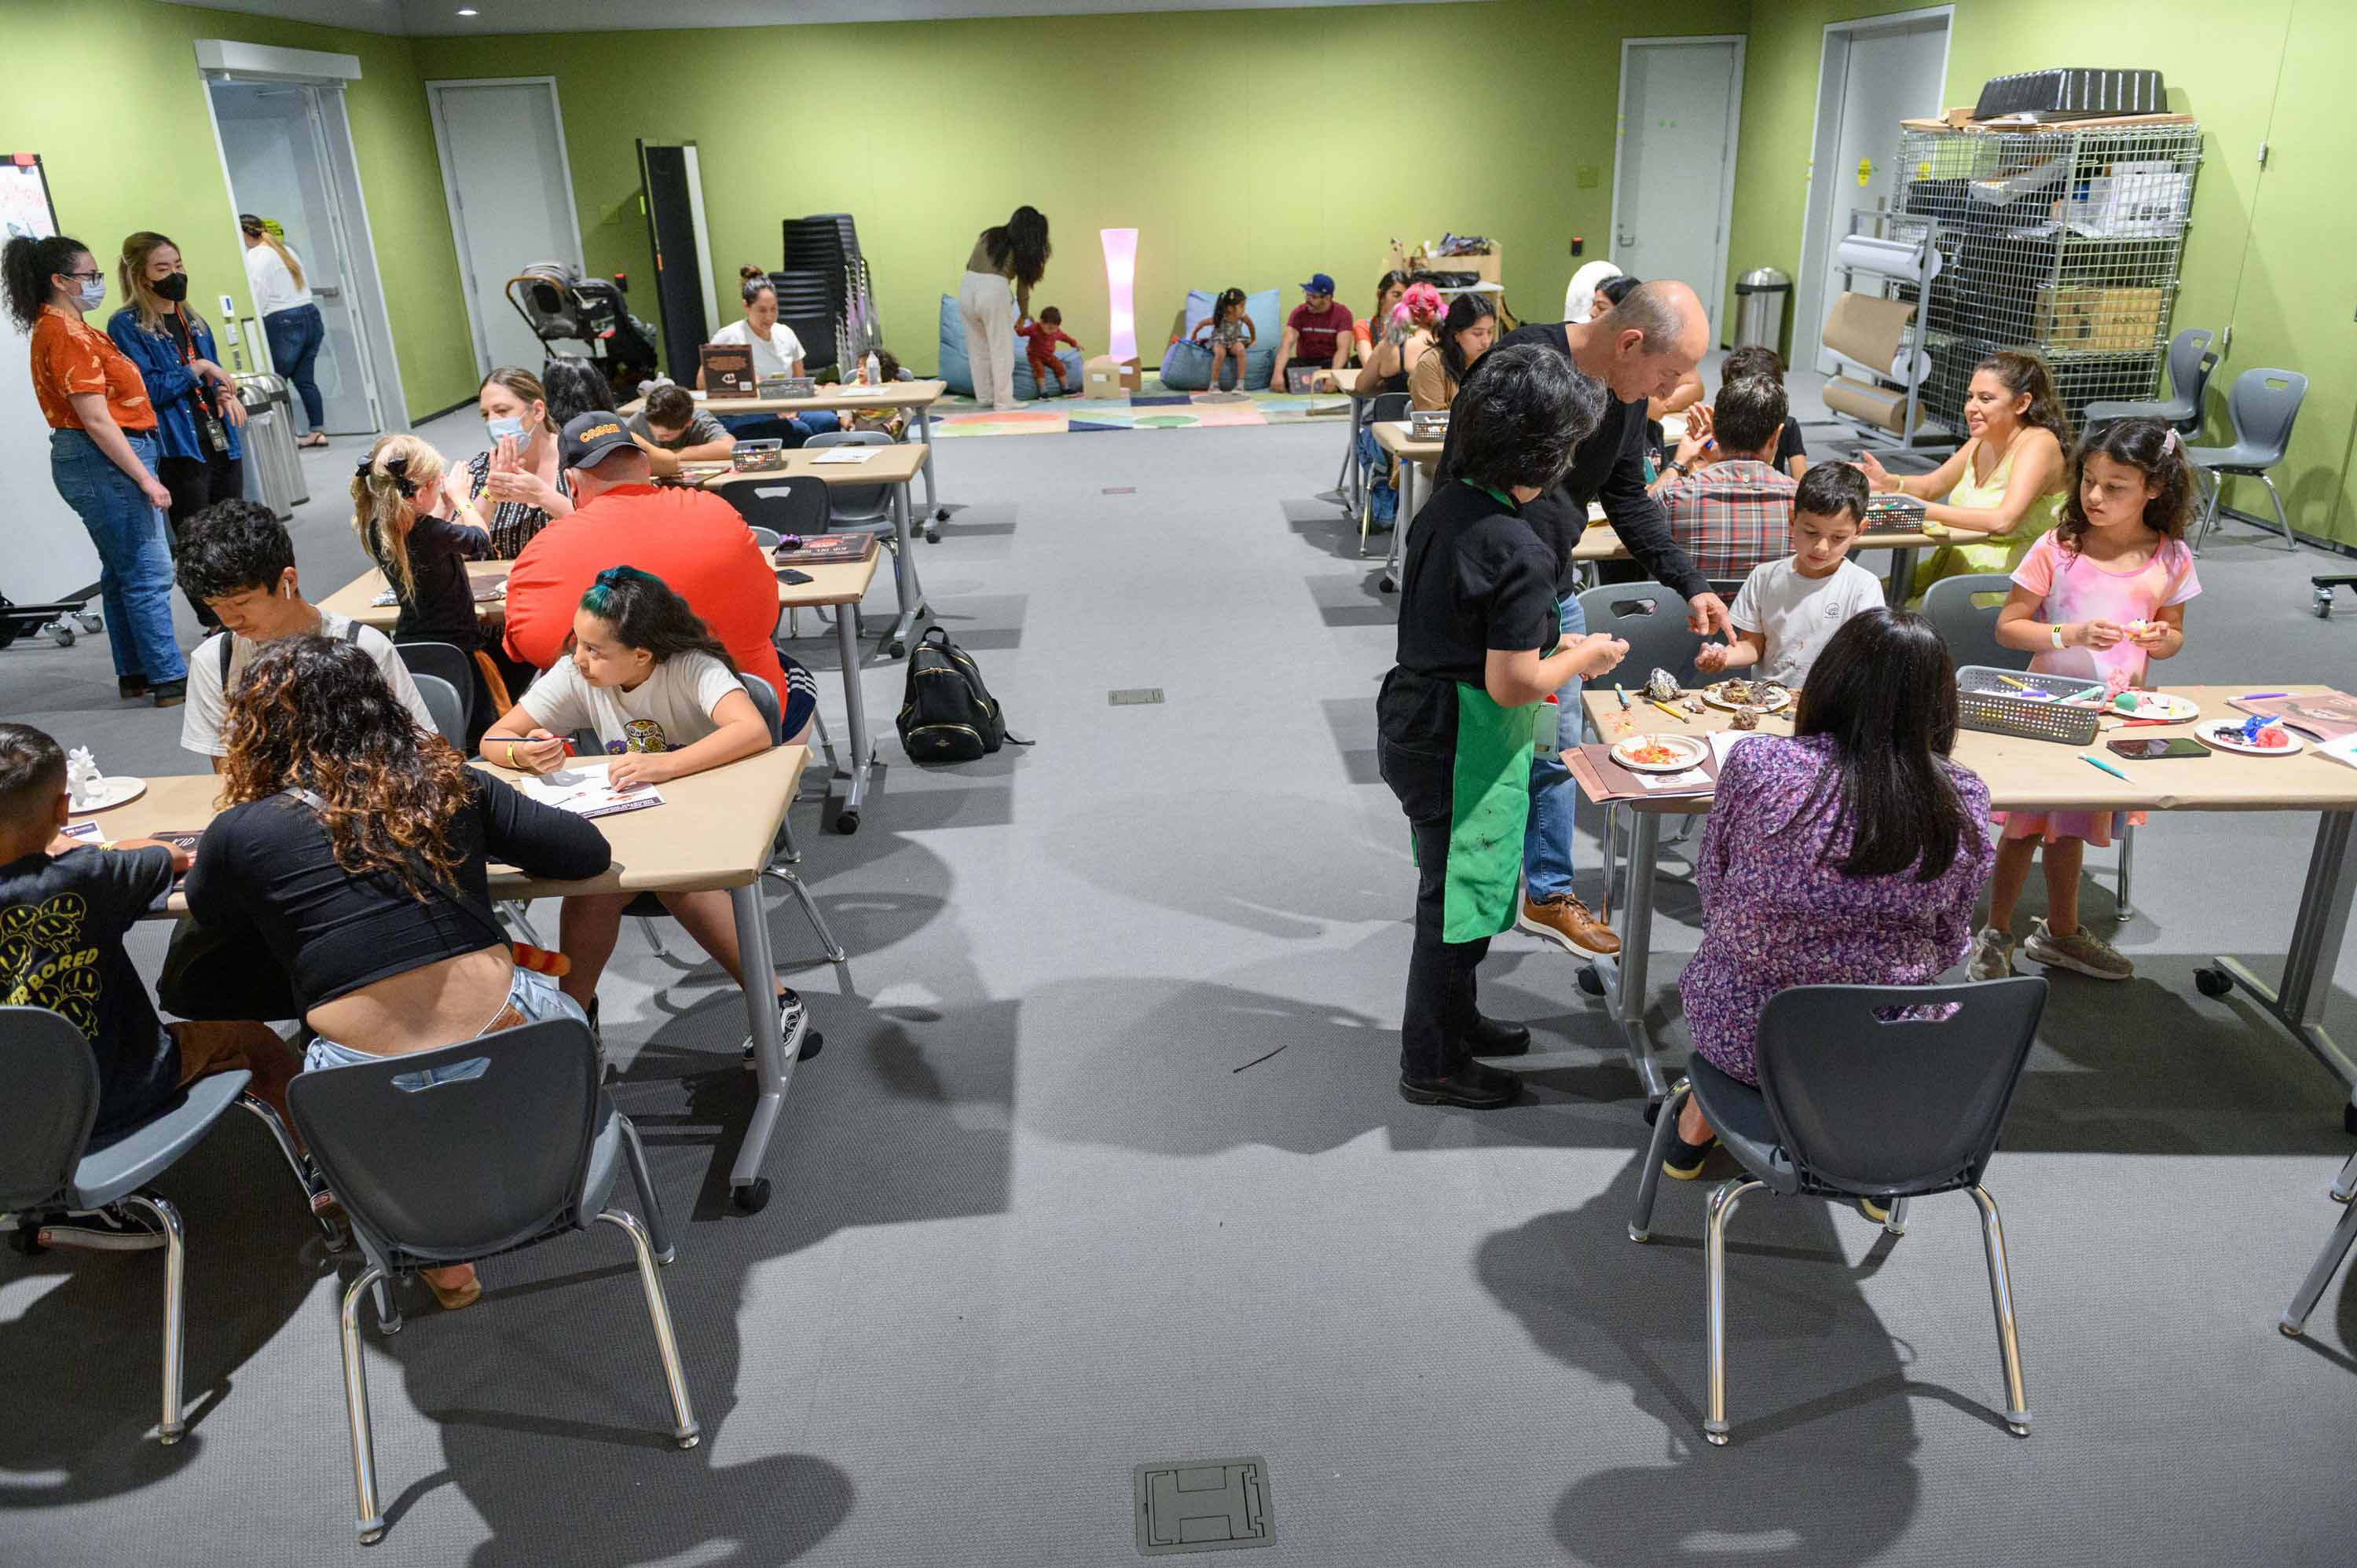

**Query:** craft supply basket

left=1956, top=665, right=2104, bottom=746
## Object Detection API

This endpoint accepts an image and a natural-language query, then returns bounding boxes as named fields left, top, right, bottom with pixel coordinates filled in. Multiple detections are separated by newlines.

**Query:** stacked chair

left=778, top=213, right=865, bottom=372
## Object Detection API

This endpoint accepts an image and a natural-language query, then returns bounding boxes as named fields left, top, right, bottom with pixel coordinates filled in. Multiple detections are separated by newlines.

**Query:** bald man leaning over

left=1494, top=280, right=1722, bottom=961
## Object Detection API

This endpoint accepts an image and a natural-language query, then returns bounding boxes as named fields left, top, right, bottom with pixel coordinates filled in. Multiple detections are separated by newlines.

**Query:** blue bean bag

left=937, top=294, right=1084, bottom=400
left=1158, top=288, right=1281, bottom=391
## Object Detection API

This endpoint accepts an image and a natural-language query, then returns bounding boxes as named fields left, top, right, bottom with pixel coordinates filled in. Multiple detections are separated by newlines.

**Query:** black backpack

left=896, top=626, right=1024, bottom=764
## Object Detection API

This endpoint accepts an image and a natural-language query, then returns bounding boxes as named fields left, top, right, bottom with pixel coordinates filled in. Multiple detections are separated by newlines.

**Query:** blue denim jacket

left=105, top=307, right=244, bottom=464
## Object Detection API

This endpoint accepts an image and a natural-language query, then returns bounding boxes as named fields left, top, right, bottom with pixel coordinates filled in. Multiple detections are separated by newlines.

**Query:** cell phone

left=2106, top=738, right=2209, bottom=760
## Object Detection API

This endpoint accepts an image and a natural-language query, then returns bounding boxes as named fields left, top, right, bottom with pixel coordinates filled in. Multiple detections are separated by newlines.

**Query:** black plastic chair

left=1358, top=390, right=1411, bottom=555
left=286, top=1018, right=691, bottom=1544
left=0, top=1005, right=322, bottom=1444
left=394, top=641, right=475, bottom=736
left=407, top=672, right=467, bottom=752
left=2187, top=367, right=2308, bottom=552
left=2081, top=327, right=2216, bottom=434
left=1629, top=977, right=2048, bottom=1446
left=717, top=473, right=831, bottom=537
left=2279, top=1140, right=2357, bottom=1339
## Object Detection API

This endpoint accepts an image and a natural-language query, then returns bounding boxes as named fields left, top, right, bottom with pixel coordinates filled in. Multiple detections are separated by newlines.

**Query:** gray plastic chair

left=394, top=640, right=475, bottom=735
left=1359, top=390, right=1411, bottom=555
left=805, top=430, right=893, bottom=526
left=0, top=1005, right=321, bottom=1445
left=746, top=525, right=780, bottom=551
left=408, top=672, right=467, bottom=752
left=1629, top=977, right=2048, bottom=1446
left=2278, top=1138, right=2357, bottom=1339
left=2187, top=368, right=2308, bottom=551
left=1578, top=579, right=1714, bottom=904
left=2081, top=327, right=2216, bottom=434
left=285, top=1019, right=695, bottom=1545
left=737, top=672, right=846, bottom=965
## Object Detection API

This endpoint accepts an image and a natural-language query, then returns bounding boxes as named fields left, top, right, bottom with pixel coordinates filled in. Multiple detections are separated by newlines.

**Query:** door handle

left=312, top=284, right=341, bottom=299
left=1616, top=232, right=1636, bottom=248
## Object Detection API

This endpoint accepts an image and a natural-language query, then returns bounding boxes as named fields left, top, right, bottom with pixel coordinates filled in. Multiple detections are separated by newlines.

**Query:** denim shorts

left=305, top=966, right=584, bottom=1086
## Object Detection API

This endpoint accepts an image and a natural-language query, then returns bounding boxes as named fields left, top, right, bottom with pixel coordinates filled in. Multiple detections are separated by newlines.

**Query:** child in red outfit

left=1016, top=306, right=1082, bottom=394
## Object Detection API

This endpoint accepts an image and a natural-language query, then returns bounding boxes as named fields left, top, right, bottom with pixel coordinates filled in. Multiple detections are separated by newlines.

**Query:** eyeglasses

left=59, top=269, right=102, bottom=283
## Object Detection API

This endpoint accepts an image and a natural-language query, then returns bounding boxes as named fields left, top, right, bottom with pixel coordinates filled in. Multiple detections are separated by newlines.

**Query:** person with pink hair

left=1354, top=281, right=1450, bottom=529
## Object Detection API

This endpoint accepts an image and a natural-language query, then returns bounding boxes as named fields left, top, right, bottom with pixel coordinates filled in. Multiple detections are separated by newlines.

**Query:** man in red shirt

left=503, top=412, right=789, bottom=700
left=1266, top=272, right=1354, bottom=392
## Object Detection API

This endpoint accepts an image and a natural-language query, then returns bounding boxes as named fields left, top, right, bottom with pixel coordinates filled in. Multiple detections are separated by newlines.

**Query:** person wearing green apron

left=1377, top=344, right=1628, bottom=1109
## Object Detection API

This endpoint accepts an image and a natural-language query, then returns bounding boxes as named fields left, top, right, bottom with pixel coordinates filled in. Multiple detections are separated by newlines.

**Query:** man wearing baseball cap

left=1266, top=273, right=1355, bottom=394
left=500, top=409, right=790, bottom=702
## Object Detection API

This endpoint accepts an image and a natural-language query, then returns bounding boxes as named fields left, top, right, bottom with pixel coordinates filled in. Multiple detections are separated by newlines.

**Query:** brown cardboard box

left=1083, top=354, right=1142, bottom=399
left=1397, top=244, right=1502, bottom=284
left=2033, top=286, right=2164, bottom=351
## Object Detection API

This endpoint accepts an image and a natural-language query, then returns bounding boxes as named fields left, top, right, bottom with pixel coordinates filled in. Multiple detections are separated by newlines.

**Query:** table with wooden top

left=322, top=551, right=887, bottom=832
left=1369, top=420, right=1939, bottom=603
left=1573, top=683, right=2357, bottom=1104
left=696, top=445, right=933, bottom=658
left=77, top=746, right=816, bottom=1211
left=621, top=379, right=952, bottom=526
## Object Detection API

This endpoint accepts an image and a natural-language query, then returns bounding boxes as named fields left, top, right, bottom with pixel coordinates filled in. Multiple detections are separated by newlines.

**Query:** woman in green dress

left=1377, top=343, right=1629, bottom=1109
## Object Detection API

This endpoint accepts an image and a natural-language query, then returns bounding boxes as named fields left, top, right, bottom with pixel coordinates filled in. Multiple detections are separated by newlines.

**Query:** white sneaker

left=1966, top=925, right=2014, bottom=981
left=743, top=988, right=821, bottom=1068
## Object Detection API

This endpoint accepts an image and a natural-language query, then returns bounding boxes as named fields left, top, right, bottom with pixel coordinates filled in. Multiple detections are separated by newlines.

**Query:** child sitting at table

left=1015, top=309, right=1081, bottom=396
left=1191, top=288, right=1256, bottom=395
left=1974, top=417, right=2199, bottom=984
left=1695, top=462, right=1880, bottom=688
left=478, top=566, right=823, bottom=1064
left=0, top=722, right=300, bottom=1170
left=845, top=348, right=911, bottom=441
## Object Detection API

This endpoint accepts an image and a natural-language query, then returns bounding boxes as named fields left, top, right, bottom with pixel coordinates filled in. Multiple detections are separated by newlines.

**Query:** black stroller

left=504, top=263, right=660, bottom=396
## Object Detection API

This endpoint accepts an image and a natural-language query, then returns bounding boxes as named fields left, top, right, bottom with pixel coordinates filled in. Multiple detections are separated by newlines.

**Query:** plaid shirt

left=1660, top=459, right=1799, bottom=582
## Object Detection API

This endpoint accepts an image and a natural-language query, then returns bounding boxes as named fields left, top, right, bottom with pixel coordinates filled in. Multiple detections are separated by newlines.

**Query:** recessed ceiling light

left=457, top=7, right=478, bottom=14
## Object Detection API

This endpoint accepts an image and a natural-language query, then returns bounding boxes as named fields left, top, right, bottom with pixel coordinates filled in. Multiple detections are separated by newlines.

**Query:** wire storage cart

left=1893, top=119, right=2203, bottom=434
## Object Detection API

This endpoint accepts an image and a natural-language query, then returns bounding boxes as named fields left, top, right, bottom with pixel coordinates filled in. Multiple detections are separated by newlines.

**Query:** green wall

left=411, top=0, right=1745, bottom=380
left=1730, top=0, right=2357, bottom=541
left=0, top=0, right=476, bottom=422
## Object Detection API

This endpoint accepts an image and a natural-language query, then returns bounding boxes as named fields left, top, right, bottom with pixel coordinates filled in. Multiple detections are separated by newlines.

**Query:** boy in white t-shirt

left=1696, top=462, right=1881, bottom=689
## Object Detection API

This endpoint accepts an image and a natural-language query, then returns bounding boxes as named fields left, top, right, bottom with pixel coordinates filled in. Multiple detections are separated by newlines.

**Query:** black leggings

left=1379, top=736, right=1490, bottom=1081
left=156, top=452, right=242, bottom=626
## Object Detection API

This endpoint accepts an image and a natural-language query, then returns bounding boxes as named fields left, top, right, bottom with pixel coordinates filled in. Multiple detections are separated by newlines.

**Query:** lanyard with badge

left=166, top=313, right=232, bottom=456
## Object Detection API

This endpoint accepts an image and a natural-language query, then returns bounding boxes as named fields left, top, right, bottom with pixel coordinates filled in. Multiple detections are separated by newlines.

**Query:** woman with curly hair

left=183, top=635, right=610, bottom=1309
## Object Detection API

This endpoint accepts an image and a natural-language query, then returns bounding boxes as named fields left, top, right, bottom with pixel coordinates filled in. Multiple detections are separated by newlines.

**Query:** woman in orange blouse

left=5, top=233, right=189, bottom=704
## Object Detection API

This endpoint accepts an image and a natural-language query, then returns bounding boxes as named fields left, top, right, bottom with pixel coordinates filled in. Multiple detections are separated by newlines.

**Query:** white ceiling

left=166, top=0, right=1473, bottom=40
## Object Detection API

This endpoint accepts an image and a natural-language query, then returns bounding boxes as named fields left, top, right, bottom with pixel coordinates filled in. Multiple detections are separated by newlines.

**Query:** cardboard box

left=2033, top=286, right=2164, bottom=351
left=1083, top=354, right=1141, bottom=398
left=1388, top=243, right=1502, bottom=285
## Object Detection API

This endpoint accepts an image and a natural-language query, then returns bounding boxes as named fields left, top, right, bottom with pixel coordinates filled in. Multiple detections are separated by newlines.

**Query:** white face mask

left=72, top=278, right=107, bottom=310
left=486, top=415, right=527, bottom=444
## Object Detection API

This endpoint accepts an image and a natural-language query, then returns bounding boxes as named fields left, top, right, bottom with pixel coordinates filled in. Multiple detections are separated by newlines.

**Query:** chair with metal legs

left=2081, top=327, right=2217, bottom=435
left=1628, top=977, right=2048, bottom=1446
left=1578, top=579, right=1711, bottom=913
left=1358, top=392, right=1410, bottom=556
left=2187, top=368, right=2308, bottom=552
left=287, top=1019, right=693, bottom=1545
left=2278, top=1131, right=2357, bottom=1339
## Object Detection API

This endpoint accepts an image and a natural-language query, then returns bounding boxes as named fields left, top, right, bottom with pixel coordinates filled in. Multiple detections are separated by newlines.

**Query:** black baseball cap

left=560, top=410, right=636, bottom=470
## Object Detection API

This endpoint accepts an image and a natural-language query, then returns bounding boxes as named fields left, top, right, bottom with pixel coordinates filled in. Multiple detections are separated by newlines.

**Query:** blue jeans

left=305, top=966, right=583, bottom=1086
left=49, top=428, right=187, bottom=684
left=263, top=304, right=326, bottom=430
left=1523, top=595, right=1588, bottom=900
left=718, top=409, right=841, bottom=449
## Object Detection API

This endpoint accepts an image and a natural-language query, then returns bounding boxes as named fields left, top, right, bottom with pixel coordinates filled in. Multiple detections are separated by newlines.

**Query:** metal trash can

left=1732, top=268, right=1792, bottom=356
left=236, top=373, right=309, bottom=519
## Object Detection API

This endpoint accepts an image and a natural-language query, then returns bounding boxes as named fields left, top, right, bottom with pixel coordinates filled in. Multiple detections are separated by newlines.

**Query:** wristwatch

left=2050, top=625, right=2066, bottom=650
left=1663, top=460, right=1688, bottom=478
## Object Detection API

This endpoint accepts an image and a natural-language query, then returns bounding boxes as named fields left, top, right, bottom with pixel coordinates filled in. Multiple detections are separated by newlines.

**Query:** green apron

left=1442, top=680, right=1540, bottom=941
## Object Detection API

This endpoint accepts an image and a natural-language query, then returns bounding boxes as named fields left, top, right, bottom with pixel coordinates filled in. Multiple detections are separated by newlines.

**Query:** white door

left=210, top=81, right=379, bottom=434
left=428, top=79, right=587, bottom=378
left=1613, top=38, right=1745, bottom=338
left=1801, top=16, right=1950, bottom=375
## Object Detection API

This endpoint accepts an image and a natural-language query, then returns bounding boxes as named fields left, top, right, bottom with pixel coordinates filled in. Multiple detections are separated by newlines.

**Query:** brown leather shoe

left=1518, top=894, right=1622, bottom=957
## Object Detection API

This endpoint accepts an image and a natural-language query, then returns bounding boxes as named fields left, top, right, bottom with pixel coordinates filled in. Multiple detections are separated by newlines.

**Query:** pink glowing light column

left=1101, top=228, right=1139, bottom=363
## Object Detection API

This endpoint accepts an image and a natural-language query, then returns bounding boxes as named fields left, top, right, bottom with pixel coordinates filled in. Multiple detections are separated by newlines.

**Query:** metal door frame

left=1611, top=35, right=1747, bottom=340
left=424, top=76, right=590, bottom=380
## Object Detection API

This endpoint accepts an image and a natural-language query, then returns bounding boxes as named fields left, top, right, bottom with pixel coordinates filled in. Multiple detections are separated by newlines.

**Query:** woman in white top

left=959, top=205, right=1050, bottom=412
left=701, top=266, right=838, bottom=444
left=239, top=214, right=327, bottom=448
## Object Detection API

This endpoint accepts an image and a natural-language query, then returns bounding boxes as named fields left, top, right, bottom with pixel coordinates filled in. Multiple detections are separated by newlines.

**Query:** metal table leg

left=728, top=881, right=793, bottom=1211
left=1884, top=544, right=1917, bottom=608
left=1332, top=392, right=1365, bottom=513
left=2211, top=810, right=2357, bottom=1087
left=830, top=605, right=875, bottom=833
left=915, top=403, right=940, bottom=518
left=884, top=481, right=927, bottom=658
left=1614, top=807, right=1672, bottom=1101
left=1380, top=457, right=1419, bottom=593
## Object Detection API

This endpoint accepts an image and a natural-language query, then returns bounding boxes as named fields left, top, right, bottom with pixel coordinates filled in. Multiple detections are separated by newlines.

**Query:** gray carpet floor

left=5, top=400, right=2357, bottom=1566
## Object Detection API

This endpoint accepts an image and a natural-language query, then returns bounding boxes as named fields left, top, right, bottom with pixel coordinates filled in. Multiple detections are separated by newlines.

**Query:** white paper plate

left=2198, top=721, right=2304, bottom=757
left=1701, top=681, right=1791, bottom=714
left=70, top=776, right=146, bottom=812
left=1611, top=734, right=1709, bottom=774
left=2113, top=691, right=2199, bottom=722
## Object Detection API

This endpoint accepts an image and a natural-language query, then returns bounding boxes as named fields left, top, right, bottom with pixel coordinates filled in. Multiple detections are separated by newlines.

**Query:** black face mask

left=152, top=271, right=189, bottom=303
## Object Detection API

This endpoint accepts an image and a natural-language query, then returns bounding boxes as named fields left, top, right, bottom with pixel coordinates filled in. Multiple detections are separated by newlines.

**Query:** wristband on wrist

left=2050, top=625, right=2066, bottom=650
left=505, top=740, right=520, bottom=768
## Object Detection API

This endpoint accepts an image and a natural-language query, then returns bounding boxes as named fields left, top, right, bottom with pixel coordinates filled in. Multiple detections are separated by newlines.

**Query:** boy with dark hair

left=174, top=500, right=434, bottom=767
left=626, top=383, right=735, bottom=464
left=1717, top=344, right=1808, bottom=478
left=1016, top=306, right=1081, bottom=394
left=1697, top=460, right=1879, bottom=688
left=1658, top=375, right=1800, bottom=581
left=0, top=722, right=299, bottom=1154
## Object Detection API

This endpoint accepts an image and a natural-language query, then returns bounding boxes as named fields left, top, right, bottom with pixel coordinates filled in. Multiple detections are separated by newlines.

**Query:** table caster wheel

left=833, top=810, right=860, bottom=836
left=732, top=1178, right=772, bottom=1214
left=52, top=627, right=74, bottom=648
left=79, top=613, right=102, bottom=632
left=2194, top=966, right=2233, bottom=998
left=924, top=526, right=940, bottom=544
left=1577, top=965, right=1607, bottom=998
left=934, top=507, right=951, bottom=523
left=1378, top=576, right=1398, bottom=594
left=886, top=639, right=906, bottom=658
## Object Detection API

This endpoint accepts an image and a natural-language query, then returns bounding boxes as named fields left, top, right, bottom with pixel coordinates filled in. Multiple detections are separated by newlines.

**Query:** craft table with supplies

left=626, top=379, right=952, bottom=529
left=1574, top=683, right=2357, bottom=1106
left=79, top=748, right=816, bottom=1211
left=698, top=445, right=933, bottom=657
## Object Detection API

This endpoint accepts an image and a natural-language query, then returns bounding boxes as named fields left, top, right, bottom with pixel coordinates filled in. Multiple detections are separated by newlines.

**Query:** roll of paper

left=1890, top=348, right=1933, bottom=384
left=1835, top=234, right=1939, bottom=283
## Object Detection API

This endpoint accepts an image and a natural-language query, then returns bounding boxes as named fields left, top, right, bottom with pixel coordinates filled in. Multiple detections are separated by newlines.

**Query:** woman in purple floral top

left=1669, top=610, right=1996, bottom=1174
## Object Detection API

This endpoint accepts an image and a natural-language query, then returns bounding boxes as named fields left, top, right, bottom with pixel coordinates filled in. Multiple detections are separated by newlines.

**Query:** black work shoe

left=1662, top=1130, right=1717, bottom=1181
left=1398, top=1059, right=1523, bottom=1109
left=119, top=675, right=151, bottom=700
left=150, top=680, right=187, bottom=709
left=1465, top=1015, right=1533, bottom=1057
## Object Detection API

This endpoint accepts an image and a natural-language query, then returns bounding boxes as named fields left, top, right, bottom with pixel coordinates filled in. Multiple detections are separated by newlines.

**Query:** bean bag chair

left=937, top=295, right=1085, bottom=400
left=1158, top=288, right=1281, bottom=391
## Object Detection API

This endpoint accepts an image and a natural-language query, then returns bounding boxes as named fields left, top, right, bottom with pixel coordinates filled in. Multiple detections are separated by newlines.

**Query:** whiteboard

left=3, top=156, right=104, bottom=601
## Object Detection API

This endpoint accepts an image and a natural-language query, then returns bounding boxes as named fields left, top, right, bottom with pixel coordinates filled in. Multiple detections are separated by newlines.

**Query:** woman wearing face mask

left=701, top=267, right=838, bottom=446
left=3, top=233, right=189, bottom=706
left=446, top=367, right=574, bottom=559
left=238, top=214, right=328, bottom=449
left=108, top=231, right=248, bottom=625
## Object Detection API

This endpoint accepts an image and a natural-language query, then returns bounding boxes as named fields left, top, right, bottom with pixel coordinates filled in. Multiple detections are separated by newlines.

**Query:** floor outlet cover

left=1135, top=1457, right=1273, bottom=1555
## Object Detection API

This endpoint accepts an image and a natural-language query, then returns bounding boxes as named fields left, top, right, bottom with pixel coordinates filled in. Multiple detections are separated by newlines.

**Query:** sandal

left=299, top=432, right=330, bottom=449
left=421, top=1265, right=482, bottom=1311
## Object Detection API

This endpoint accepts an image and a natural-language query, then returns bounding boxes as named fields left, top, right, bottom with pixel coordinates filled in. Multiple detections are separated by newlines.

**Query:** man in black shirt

left=1378, top=346, right=1628, bottom=1109
left=1495, top=280, right=1721, bottom=961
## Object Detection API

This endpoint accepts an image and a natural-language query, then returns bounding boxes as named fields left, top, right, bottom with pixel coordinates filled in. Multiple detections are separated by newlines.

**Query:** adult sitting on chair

left=707, top=267, right=838, bottom=447
left=1666, top=610, right=1995, bottom=1185
left=183, top=637, right=611, bottom=1308
left=1408, top=291, right=1499, bottom=412
left=627, top=383, right=736, bottom=478
left=502, top=412, right=794, bottom=708
left=1266, top=273, right=1356, bottom=393
left=1657, top=373, right=1800, bottom=581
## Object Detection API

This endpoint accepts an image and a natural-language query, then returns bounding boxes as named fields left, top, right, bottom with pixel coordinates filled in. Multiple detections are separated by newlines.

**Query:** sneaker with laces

left=2022, top=918, right=2132, bottom=980
left=744, top=987, right=823, bottom=1068
left=1518, top=893, right=1622, bottom=956
left=1966, top=925, right=2015, bottom=981
left=38, top=1204, right=165, bottom=1250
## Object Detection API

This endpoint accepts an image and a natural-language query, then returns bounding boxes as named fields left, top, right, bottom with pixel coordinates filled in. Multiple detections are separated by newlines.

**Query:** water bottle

left=863, top=350, right=882, bottom=387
